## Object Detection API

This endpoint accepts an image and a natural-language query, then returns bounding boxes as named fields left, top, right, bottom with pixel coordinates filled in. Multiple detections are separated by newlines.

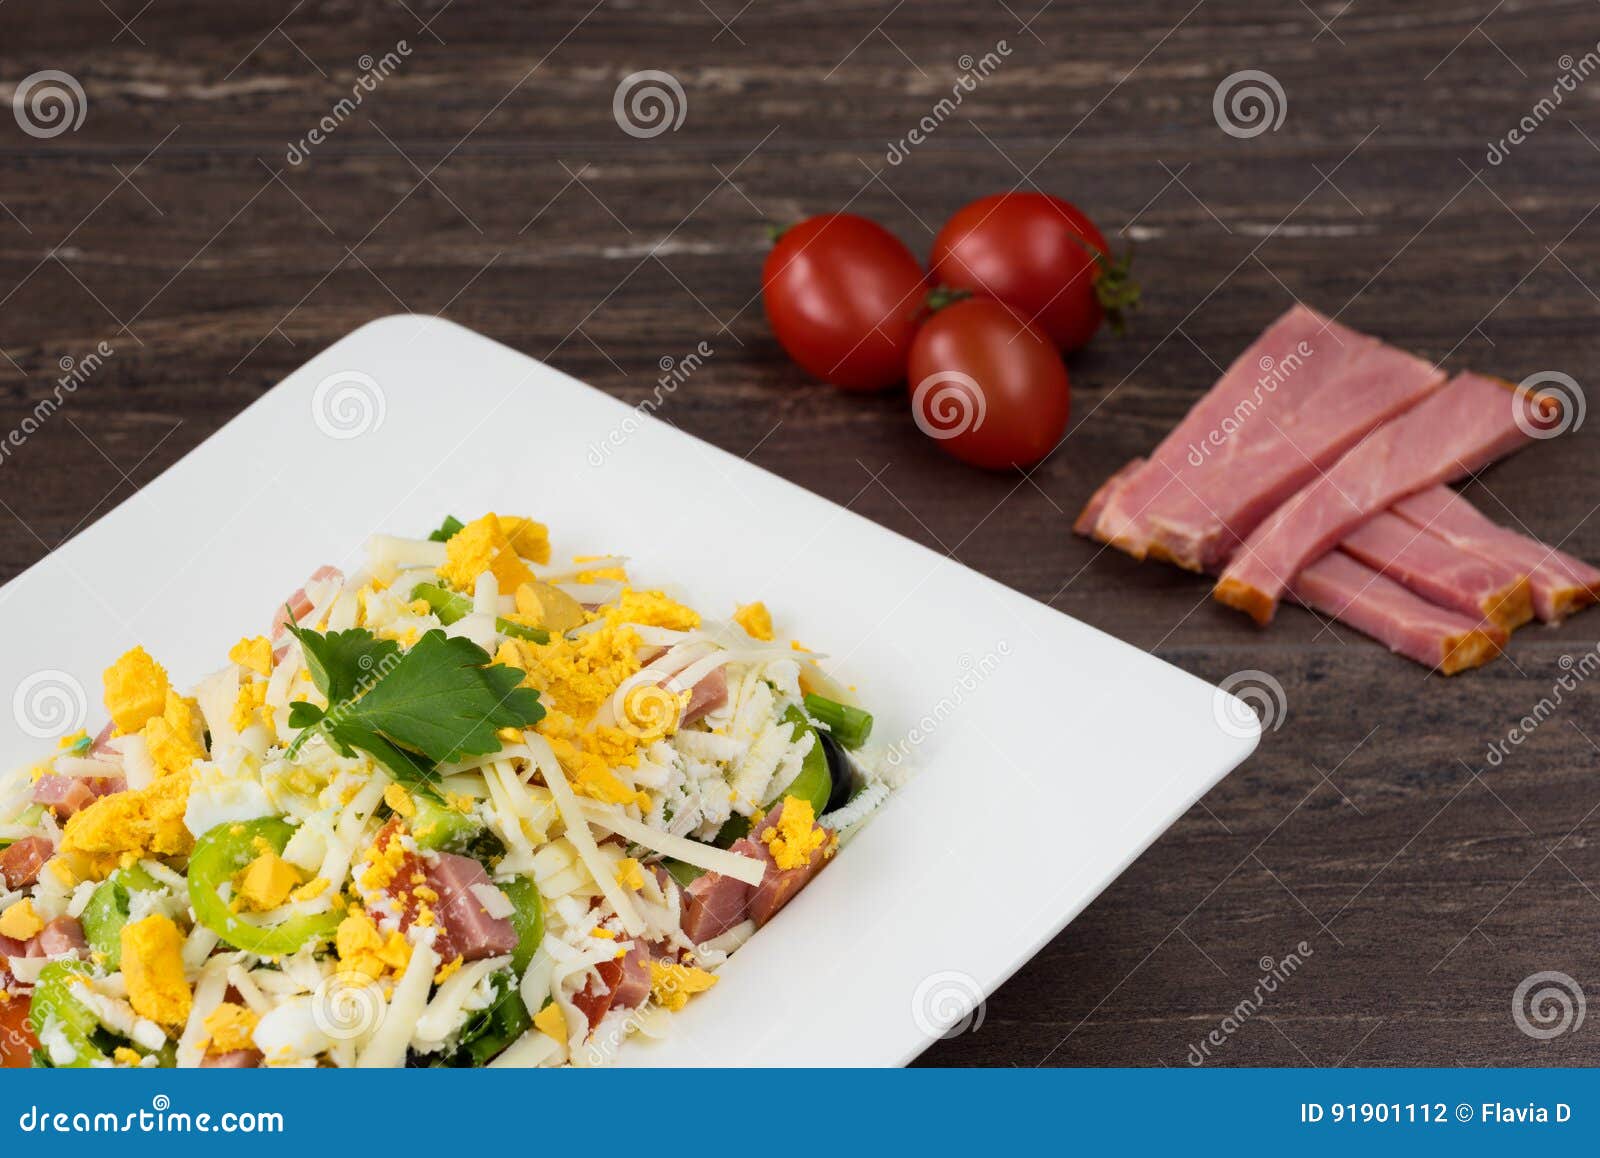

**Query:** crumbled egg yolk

left=143, top=691, right=207, bottom=778
left=733, top=601, right=774, bottom=641
left=234, top=848, right=301, bottom=912
left=60, top=773, right=192, bottom=880
left=614, top=858, right=645, bottom=891
left=59, top=730, right=89, bottom=751
left=604, top=589, right=701, bottom=633
left=649, top=961, right=718, bottom=1011
left=290, top=876, right=330, bottom=903
left=112, top=1046, right=144, bottom=1067
left=103, top=646, right=170, bottom=734
left=203, top=1002, right=259, bottom=1054
left=438, top=513, right=537, bottom=592
left=496, top=622, right=642, bottom=723
left=121, top=914, right=192, bottom=1028
left=230, top=680, right=269, bottom=733
left=537, top=712, right=650, bottom=809
left=532, top=1001, right=567, bottom=1045
left=382, top=783, right=415, bottom=818
left=762, top=796, right=828, bottom=871
left=335, top=909, right=412, bottom=981
left=0, top=898, right=44, bottom=941
left=228, top=636, right=274, bottom=677
left=433, top=956, right=464, bottom=985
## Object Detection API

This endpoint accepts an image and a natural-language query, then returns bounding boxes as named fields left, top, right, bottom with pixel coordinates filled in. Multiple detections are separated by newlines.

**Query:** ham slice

left=680, top=869, right=752, bottom=944
left=0, top=837, right=52, bottom=889
left=1073, top=457, right=1145, bottom=537
left=1339, top=511, right=1533, bottom=631
left=1392, top=487, right=1600, bottom=623
left=743, top=801, right=835, bottom=927
left=35, top=916, right=87, bottom=958
left=32, top=774, right=123, bottom=820
left=1216, top=373, right=1554, bottom=624
left=425, top=853, right=519, bottom=963
left=1292, top=552, right=1505, bottom=674
left=271, top=564, right=343, bottom=639
left=201, top=1050, right=262, bottom=1068
left=1088, top=305, right=1444, bottom=569
left=678, top=667, right=728, bottom=726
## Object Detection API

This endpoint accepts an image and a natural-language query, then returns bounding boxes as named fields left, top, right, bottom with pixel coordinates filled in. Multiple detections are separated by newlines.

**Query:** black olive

left=818, top=729, right=857, bottom=814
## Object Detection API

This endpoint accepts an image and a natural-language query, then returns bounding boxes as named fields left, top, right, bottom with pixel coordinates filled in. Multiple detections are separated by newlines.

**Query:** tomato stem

left=923, top=285, right=972, bottom=315
left=1091, top=244, right=1141, bottom=335
left=764, top=221, right=793, bottom=244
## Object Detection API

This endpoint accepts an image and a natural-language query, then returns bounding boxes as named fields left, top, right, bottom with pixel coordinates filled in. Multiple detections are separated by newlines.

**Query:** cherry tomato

left=929, top=193, right=1137, bottom=352
left=906, top=297, right=1070, bottom=470
left=762, top=214, right=928, bottom=391
left=0, top=990, right=37, bottom=1068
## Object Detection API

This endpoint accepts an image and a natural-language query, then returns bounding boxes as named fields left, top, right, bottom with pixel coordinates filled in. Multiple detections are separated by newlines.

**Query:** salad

left=0, top=513, right=895, bottom=1068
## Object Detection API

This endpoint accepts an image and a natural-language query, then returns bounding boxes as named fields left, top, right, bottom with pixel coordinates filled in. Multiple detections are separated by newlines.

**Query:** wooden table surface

left=4, top=0, right=1600, bottom=1067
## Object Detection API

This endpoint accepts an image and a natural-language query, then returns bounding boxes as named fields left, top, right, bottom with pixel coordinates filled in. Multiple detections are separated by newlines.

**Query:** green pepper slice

left=188, top=818, right=342, bottom=955
left=498, top=877, right=544, bottom=974
left=409, top=583, right=549, bottom=644
left=80, top=865, right=162, bottom=970
left=27, top=960, right=107, bottom=1068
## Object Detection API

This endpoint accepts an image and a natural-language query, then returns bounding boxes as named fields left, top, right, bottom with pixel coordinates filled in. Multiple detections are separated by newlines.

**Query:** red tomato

left=0, top=993, right=37, bottom=1068
left=929, top=193, right=1136, bottom=352
left=906, top=298, right=1070, bottom=470
left=762, top=214, right=928, bottom=391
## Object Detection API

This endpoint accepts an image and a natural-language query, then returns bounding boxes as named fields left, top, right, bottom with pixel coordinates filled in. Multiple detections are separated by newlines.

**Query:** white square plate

left=0, top=315, right=1258, bottom=1066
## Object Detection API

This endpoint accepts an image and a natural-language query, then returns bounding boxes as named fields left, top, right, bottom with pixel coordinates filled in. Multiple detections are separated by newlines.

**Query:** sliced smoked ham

left=1392, top=487, right=1600, bottom=623
left=1339, top=511, right=1533, bottom=631
left=0, top=837, right=52, bottom=889
left=1292, top=552, right=1505, bottom=674
left=1216, top=373, right=1554, bottom=624
left=1087, top=305, right=1443, bottom=569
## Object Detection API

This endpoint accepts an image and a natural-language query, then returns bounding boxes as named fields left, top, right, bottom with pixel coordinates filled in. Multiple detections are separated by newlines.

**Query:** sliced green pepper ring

left=188, top=818, right=342, bottom=956
left=27, top=960, right=107, bottom=1068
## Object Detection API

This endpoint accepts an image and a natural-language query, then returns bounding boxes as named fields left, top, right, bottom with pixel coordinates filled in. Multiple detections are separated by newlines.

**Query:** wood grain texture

left=3, top=0, right=1600, bottom=1066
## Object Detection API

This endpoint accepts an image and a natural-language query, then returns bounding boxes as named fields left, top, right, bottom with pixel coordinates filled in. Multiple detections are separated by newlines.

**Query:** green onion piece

left=803, top=693, right=874, bottom=749
left=409, top=582, right=549, bottom=644
left=188, top=818, right=342, bottom=955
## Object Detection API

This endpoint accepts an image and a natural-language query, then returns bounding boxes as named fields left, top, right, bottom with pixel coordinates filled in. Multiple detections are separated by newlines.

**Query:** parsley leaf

left=283, top=625, right=544, bottom=795
left=428, top=515, right=465, bottom=542
left=286, top=621, right=401, bottom=704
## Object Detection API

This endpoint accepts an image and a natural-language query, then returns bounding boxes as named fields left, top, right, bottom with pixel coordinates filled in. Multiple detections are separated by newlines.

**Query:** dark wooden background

left=4, top=0, right=1600, bottom=1066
